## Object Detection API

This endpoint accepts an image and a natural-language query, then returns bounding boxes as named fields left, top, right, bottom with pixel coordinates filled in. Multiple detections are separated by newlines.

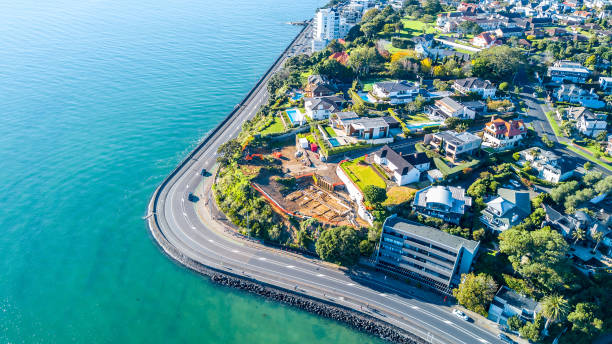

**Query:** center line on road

left=477, top=339, right=488, bottom=343
left=316, top=274, right=325, bottom=277
left=231, top=250, right=239, bottom=253
left=379, top=293, right=386, bottom=297
left=257, top=257, right=266, bottom=261
left=411, top=306, right=419, bottom=310
left=444, top=320, right=453, bottom=324
left=346, top=283, right=355, bottom=286
left=286, top=265, right=294, bottom=268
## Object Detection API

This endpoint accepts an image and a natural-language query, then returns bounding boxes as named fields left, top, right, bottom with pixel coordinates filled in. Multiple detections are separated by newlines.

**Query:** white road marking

left=191, top=226, right=196, bottom=230
left=444, top=320, right=453, bottom=324
left=477, top=339, right=488, bottom=343
left=231, top=249, right=239, bottom=253
left=379, top=293, right=386, bottom=296
left=257, top=257, right=267, bottom=261
left=286, top=265, right=295, bottom=268
left=411, top=306, right=419, bottom=310
left=182, top=212, right=187, bottom=216
left=208, top=239, right=214, bottom=243
left=346, top=283, right=355, bottom=286
left=316, top=274, right=325, bottom=277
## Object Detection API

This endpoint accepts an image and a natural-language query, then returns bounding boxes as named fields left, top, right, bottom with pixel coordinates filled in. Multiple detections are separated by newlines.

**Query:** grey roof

left=454, top=77, right=495, bottom=90
left=385, top=216, right=479, bottom=252
left=382, top=116, right=400, bottom=126
left=308, top=74, right=330, bottom=85
left=350, top=117, right=389, bottom=130
left=434, top=130, right=481, bottom=147
left=403, top=152, right=431, bottom=166
left=498, top=188, right=531, bottom=216
left=305, top=97, right=338, bottom=111
left=375, top=80, right=418, bottom=93
left=495, top=286, right=539, bottom=313
left=376, top=145, right=415, bottom=175
left=335, top=111, right=359, bottom=121
left=437, top=97, right=464, bottom=112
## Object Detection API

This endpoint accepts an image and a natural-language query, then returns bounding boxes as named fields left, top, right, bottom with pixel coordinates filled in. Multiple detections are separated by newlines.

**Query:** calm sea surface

left=0, top=1, right=383, bottom=342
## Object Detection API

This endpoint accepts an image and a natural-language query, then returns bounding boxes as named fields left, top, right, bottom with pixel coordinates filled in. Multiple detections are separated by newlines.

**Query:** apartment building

left=376, top=216, right=480, bottom=294
left=554, top=84, right=605, bottom=109
left=547, top=60, right=591, bottom=83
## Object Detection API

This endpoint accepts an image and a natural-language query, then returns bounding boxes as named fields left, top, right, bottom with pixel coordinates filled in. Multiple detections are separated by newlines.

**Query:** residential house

left=304, top=74, right=336, bottom=97
left=453, top=78, right=496, bottom=98
left=482, top=117, right=527, bottom=151
left=547, top=61, right=591, bottom=83
left=376, top=215, right=480, bottom=294
left=495, top=27, right=524, bottom=37
left=372, top=80, right=420, bottom=104
left=574, top=109, right=607, bottom=137
left=374, top=145, right=424, bottom=185
left=599, top=76, right=612, bottom=93
left=518, top=148, right=575, bottom=183
left=425, top=130, right=482, bottom=161
left=329, top=51, right=349, bottom=65
left=471, top=32, right=499, bottom=48
left=488, top=286, right=540, bottom=325
left=331, top=112, right=392, bottom=140
left=543, top=204, right=586, bottom=238
left=607, top=134, right=612, bottom=156
left=554, top=84, right=606, bottom=109
left=304, top=97, right=339, bottom=120
left=480, top=188, right=532, bottom=232
left=428, top=97, right=476, bottom=120
left=412, top=185, right=472, bottom=225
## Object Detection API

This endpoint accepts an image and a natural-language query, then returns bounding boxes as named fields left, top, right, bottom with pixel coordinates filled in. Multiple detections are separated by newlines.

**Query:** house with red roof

left=471, top=32, right=499, bottom=48
left=329, top=51, right=349, bottom=65
left=482, top=117, right=527, bottom=151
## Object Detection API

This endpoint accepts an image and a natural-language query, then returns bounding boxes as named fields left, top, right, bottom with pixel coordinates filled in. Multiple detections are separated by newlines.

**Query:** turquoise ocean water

left=0, top=1, right=383, bottom=342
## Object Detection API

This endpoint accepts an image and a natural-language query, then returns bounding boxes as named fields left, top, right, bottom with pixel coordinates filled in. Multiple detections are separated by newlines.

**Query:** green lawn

left=565, top=145, right=612, bottom=172
left=341, top=157, right=386, bottom=191
left=399, top=19, right=437, bottom=38
left=544, top=111, right=563, bottom=137
left=362, top=78, right=388, bottom=92
left=433, top=157, right=481, bottom=177
left=324, top=126, right=337, bottom=137
left=383, top=186, right=416, bottom=207
left=405, top=113, right=430, bottom=124
left=260, top=116, right=285, bottom=135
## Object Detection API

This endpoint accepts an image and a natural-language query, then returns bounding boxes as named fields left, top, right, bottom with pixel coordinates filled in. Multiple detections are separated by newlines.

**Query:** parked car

left=188, top=193, right=198, bottom=202
left=201, top=168, right=207, bottom=176
left=452, top=309, right=469, bottom=321
left=498, top=333, right=514, bottom=344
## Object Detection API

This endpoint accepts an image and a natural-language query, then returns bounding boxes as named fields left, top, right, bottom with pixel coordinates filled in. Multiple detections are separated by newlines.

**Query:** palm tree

left=572, top=228, right=586, bottom=246
left=592, top=231, right=604, bottom=253
left=541, top=294, right=570, bottom=333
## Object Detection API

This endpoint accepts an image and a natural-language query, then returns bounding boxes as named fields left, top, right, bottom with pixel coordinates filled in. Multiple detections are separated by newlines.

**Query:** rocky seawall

left=147, top=214, right=425, bottom=344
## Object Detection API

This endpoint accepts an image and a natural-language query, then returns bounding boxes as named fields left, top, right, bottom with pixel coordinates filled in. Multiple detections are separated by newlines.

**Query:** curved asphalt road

left=148, top=23, right=504, bottom=344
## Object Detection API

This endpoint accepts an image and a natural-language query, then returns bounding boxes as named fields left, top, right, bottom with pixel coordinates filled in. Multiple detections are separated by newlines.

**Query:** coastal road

left=148, top=23, right=504, bottom=344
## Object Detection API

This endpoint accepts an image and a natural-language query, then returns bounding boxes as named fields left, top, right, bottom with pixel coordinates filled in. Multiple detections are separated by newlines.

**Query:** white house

left=554, top=84, right=606, bottom=109
left=488, top=286, right=540, bottom=325
left=482, top=117, right=527, bottom=151
left=371, top=80, right=420, bottom=104
left=373, top=145, right=424, bottom=186
left=429, top=97, right=476, bottom=120
left=519, top=148, right=576, bottom=184
left=471, top=32, right=498, bottom=48
left=575, top=109, right=607, bottom=137
left=304, top=97, right=338, bottom=120
left=599, top=76, right=612, bottom=93
left=425, top=130, right=482, bottom=162
left=547, top=61, right=591, bottom=83
left=452, top=78, right=496, bottom=98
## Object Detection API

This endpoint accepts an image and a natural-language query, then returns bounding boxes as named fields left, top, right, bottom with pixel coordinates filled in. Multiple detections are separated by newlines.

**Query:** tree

left=452, top=273, right=498, bottom=316
left=499, top=226, right=570, bottom=292
left=423, top=0, right=442, bottom=15
left=507, top=315, right=524, bottom=331
left=583, top=171, right=603, bottom=186
left=567, top=303, right=604, bottom=338
left=584, top=161, right=592, bottom=170
left=327, top=39, right=343, bottom=54
left=512, top=152, right=520, bottom=161
left=499, top=81, right=509, bottom=92
left=541, top=294, right=570, bottom=331
left=315, top=227, right=361, bottom=266
left=572, top=228, right=586, bottom=245
left=592, top=231, right=604, bottom=253
left=519, top=317, right=542, bottom=342
left=348, top=46, right=378, bottom=77
left=363, top=185, right=387, bottom=205
left=217, top=139, right=242, bottom=165
left=471, top=46, right=523, bottom=81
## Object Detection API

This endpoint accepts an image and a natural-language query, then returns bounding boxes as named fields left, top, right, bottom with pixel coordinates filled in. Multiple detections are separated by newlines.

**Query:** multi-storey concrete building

left=376, top=216, right=480, bottom=294
left=547, top=61, right=591, bottom=83
left=424, top=130, right=482, bottom=161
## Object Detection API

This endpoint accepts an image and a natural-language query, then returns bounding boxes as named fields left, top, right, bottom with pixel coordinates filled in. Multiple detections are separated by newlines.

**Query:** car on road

left=201, top=168, right=207, bottom=176
left=498, top=333, right=514, bottom=343
left=452, top=309, right=469, bottom=321
left=188, top=193, right=198, bottom=202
